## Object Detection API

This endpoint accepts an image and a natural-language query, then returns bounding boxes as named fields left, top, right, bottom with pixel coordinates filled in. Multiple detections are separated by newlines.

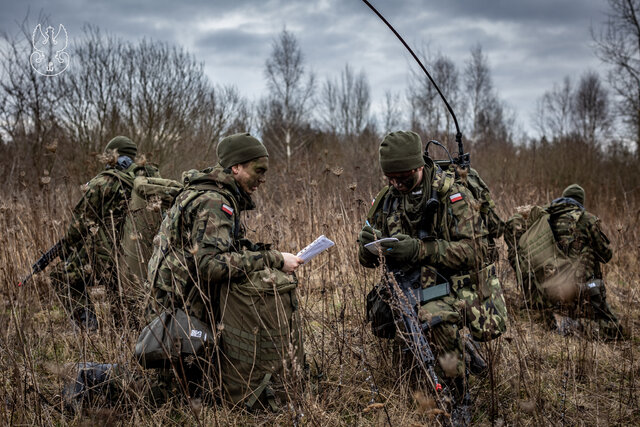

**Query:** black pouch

left=134, top=309, right=215, bottom=369
left=366, top=283, right=396, bottom=339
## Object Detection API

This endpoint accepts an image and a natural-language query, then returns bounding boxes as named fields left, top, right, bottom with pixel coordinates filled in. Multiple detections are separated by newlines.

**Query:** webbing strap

left=418, top=282, right=450, bottom=305
left=224, top=335, right=257, bottom=353
left=367, top=186, right=390, bottom=221
left=224, top=348, right=256, bottom=364
left=224, top=323, right=290, bottom=340
left=244, top=373, right=272, bottom=410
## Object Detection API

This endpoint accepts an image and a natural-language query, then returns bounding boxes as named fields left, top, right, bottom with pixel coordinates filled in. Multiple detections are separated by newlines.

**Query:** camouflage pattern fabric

left=548, top=200, right=622, bottom=339
left=505, top=199, right=622, bottom=339
left=359, top=163, right=507, bottom=385
left=50, top=163, right=159, bottom=321
left=146, top=164, right=303, bottom=407
left=547, top=201, right=611, bottom=281
left=465, top=167, right=504, bottom=263
left=504, top=205, right=548, bottom=307
left=147, top=164, right=284, bottom=323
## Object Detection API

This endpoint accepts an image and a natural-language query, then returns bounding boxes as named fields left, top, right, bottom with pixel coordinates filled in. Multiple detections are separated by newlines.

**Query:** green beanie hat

left=105, top=136, right=137, bottom=158
left=217, top=132, right=269, bottom=168
left=379, top=131, right=425, bottom=173
left=562, top=184, right=585, bottom=205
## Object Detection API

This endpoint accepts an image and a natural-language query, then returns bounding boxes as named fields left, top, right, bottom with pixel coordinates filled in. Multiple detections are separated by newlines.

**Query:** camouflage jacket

left=547, top=198, right=612, bottom=281
left=62, top=163, right=159, bottom=262
left=358, top=164, right=489, bottom=287
left=147, top=164, right=284, bottom=322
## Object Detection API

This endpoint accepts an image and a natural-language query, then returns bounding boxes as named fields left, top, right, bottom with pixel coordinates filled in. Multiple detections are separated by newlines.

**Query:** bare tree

left=260, top=28, right=315, bottom=166
left=380, top=90, right=403, bottom=134
left=534, top=77, right=574, bottom=139
left=0, top=14, right=61, bottom=167
left=320, top=63, right=371, bottom=136
left=592, top=0, right=640, bottom=154
left=572, top=71, right=612, bottom=144
left=1, top=21, right=250, bottom=176
left=464, top=45, right=493, bottom=138
left=408, top=48, right=461, bottom=141
left=54, top=26, right=125, bottom=154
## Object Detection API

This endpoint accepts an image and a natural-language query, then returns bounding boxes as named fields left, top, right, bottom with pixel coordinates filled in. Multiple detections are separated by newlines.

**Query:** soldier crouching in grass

left=142, top=132, right=305, bottom=408
left=65, top=133, right=306, bottom=412
left=505, top=184, right=624, bottom=340
left=358, top=131, right=507, bottom=424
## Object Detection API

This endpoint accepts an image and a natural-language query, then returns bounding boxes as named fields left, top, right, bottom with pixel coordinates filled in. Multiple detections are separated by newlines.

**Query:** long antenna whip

left=360, top=0, right=467, bottom=166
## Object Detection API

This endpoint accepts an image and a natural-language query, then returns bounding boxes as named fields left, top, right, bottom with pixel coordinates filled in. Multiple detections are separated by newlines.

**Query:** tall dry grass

left=1, top=139, right=639, bottom=426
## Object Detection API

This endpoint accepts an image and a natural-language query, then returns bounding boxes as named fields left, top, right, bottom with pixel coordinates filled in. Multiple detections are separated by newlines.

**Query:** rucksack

left=218, top=267, right=303, bottom=411
left=465, top=167, right=504, bottom=240
left=120, top=176, right=182, bottom=287
left=516, top=208, right=585, bottom=304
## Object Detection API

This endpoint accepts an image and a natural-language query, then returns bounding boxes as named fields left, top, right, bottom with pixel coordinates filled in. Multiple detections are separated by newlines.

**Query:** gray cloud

left=0, top=0, right=612, bottom=136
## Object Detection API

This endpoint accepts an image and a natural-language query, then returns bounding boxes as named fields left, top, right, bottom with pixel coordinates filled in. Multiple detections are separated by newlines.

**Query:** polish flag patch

left=221, top=204, right=234, bottom=216
left=449, top=193, right=463, bottom=203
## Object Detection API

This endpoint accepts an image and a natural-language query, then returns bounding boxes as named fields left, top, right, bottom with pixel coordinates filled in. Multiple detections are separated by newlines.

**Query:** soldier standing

left=51, top=136, right=159, bottom=330
left=358, top=131, right=507, bottom=421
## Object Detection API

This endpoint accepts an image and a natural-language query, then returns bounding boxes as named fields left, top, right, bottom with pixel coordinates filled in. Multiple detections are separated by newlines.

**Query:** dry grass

left=1, top=150, right=639, bottom=426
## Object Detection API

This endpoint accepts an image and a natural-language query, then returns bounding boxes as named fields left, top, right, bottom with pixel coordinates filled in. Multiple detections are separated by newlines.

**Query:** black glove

left=358, top=225, right=381, bottom=246
left=380, top=233, right=420, bottom=263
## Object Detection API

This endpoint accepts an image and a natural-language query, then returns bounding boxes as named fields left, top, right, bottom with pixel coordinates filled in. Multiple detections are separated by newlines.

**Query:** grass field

left=1, top=152, right=638, bottom=426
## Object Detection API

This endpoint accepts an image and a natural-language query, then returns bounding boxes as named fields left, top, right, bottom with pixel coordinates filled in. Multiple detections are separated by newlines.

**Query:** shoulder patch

left=449, top=192, right=463, bottom=203
left=221, top=204, right=234, bottom=216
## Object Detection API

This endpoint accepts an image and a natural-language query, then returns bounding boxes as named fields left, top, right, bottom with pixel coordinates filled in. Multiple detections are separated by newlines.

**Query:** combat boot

left=63, top=362, right=115, bottom=412
left=552, top=313, right=582, bottom=337
left=464, top=336, right=487, bottom=375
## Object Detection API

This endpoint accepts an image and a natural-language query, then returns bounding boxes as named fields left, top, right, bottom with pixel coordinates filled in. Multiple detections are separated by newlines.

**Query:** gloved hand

left=358, top=225, right=381, bottom=246
left=380, top=233, right=420, bottom=263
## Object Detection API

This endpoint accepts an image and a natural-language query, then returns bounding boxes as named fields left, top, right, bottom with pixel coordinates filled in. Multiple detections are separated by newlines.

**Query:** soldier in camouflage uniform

left=145, top=132, right=304, bottom=406
left=358, top=131, right=507, bottom=417
left=506, top=184, right=623, bottom=339
left=51, top=136, right=159, bottom=330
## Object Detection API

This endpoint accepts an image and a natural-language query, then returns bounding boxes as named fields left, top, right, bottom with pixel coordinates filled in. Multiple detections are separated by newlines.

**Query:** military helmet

left=379, top=131, right=425, bottom=173
left=105, top=136, right=137, bottom=158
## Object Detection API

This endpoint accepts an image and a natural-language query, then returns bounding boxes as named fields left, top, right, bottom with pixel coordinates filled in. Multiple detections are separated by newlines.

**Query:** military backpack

left=515, top=207, right=585, bottom=305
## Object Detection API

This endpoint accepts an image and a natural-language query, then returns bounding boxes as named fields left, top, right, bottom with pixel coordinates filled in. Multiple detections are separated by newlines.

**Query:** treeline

left=1, top=1, right=639, bottom=203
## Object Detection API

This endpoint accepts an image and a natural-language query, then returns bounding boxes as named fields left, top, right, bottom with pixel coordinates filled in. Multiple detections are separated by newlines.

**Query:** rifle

left=18, top=240, right=63, bottom=287
left=386, top=266, right=451, bottom=397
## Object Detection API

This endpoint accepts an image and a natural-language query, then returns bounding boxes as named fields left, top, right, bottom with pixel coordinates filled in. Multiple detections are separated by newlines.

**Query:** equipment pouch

left=134, top=309, right=215, bottom=369
left=233, top=267, right=298, bottom=296
left=366, top=282, right=396, bottom=339
left=451, top=264, right=508, bottom=342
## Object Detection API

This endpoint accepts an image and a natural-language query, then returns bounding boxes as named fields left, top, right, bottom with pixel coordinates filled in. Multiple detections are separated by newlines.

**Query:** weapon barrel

left=18, top=240, right=63, bottom=287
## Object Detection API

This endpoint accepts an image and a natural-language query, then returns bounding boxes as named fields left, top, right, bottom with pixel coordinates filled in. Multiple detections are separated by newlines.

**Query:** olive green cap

left=379, top=131, right=425, bottom=173
left=216, top=132, right=269, bottom=168
left=562, top=184, right=585, bottom=206
left=105, top=136, right=137, bottom=158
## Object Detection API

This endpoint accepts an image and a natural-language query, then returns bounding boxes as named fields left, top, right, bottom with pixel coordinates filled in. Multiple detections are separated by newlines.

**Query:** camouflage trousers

left=50, top=247, right=139, bottom=326
left=415, top=295, right=466, bottom=385
left=537, top=279, right=624, bottom=340
left=575, top=284, right=624, bottom=340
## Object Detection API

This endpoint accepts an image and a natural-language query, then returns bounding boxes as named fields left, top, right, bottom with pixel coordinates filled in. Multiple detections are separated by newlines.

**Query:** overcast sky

left=0, top=0, right=611, bottom=137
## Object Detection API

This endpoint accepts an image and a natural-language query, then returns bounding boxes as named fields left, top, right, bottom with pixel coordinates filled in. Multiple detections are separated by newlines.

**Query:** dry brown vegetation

left=1, top=134, right=639, bottom=426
